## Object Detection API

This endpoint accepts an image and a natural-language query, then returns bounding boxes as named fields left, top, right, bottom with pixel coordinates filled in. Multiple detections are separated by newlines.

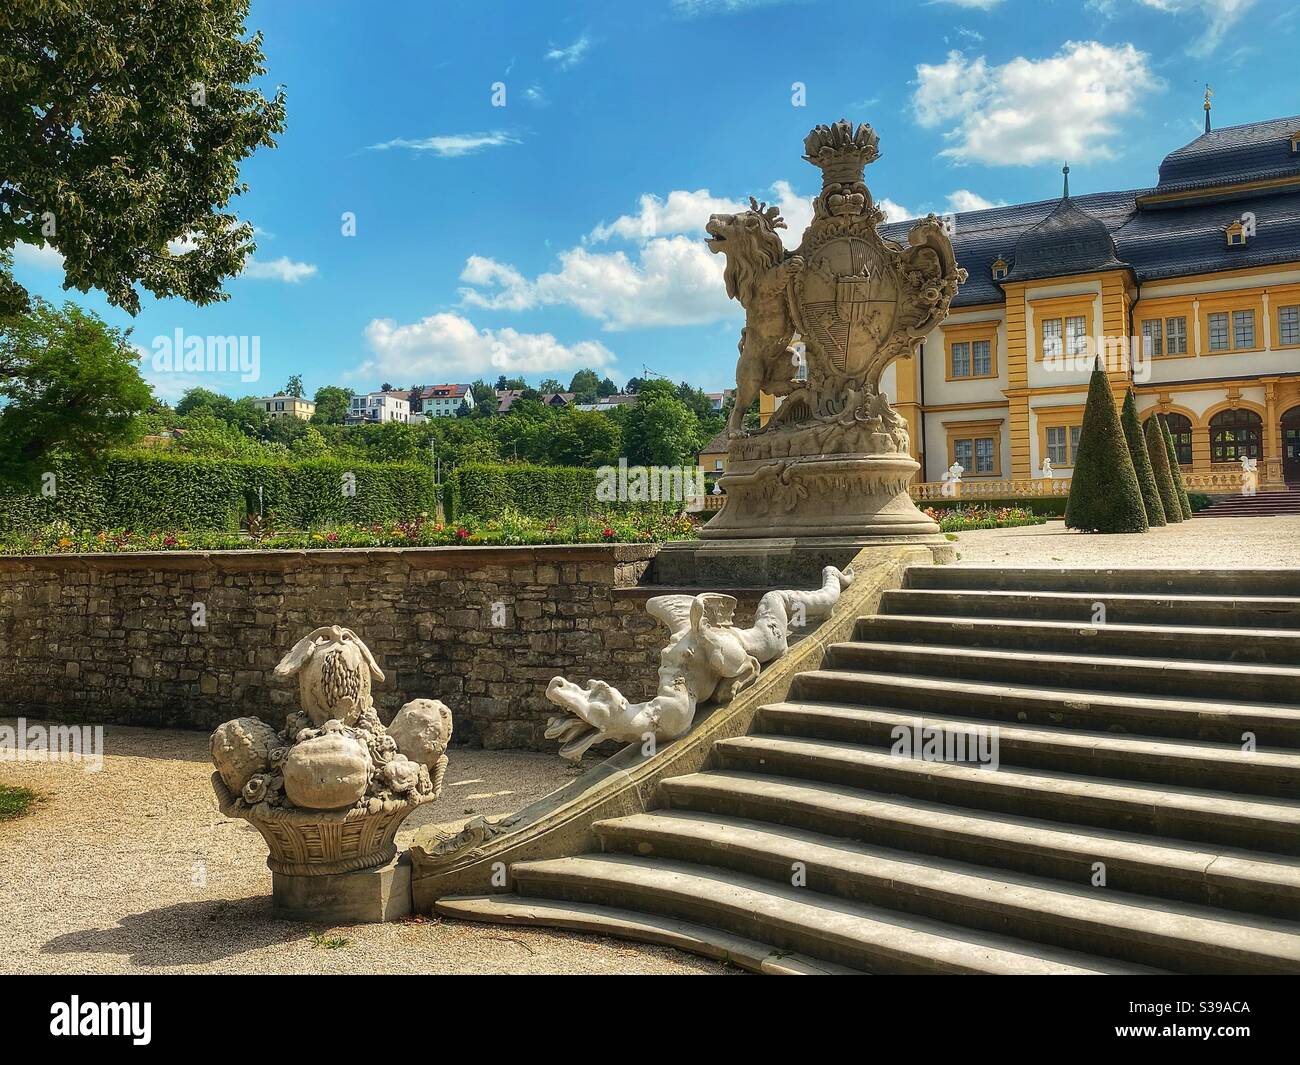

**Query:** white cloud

left=523, top=86, right=547, bottom=107
left=878, top=198, right=920, bottom=223
left=1090, top=0, right=1254, bottom=56
left=545, top=35, right=592, bottom=70
left=13, top=242, right=64, bottom=269
left=366, top=131, right=519, bottom=157
left=933, top=0, right=1004, bottom=8
left=358, top=313, right=616, bottom=380
left=670, top=0, right=795, bottom=14
left=913, top=41, right=1158, bottom=165
left=459, top=181, right=817, bottom=330
left=946, top=189, right=1006, bottom=212
left=242, top=256, right=318, bottom=283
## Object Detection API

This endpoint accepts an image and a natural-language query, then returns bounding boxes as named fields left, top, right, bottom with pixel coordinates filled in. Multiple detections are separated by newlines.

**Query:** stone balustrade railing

left=910, top=478, right=1071, bottom=501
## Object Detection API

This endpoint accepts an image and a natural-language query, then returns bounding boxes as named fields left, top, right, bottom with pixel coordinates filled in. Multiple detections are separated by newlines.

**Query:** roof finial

left=1204, top=83, right=1213, bottom=133
left=1062, top=163, right=1070, bottom=199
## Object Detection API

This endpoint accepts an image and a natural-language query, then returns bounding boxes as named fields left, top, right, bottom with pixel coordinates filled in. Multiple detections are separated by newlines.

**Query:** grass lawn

left=0, top=784, right=39, bottom=822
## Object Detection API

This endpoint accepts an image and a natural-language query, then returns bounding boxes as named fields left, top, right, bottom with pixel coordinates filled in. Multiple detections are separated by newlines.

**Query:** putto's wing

left=646, top=595, right=698, bottom=638
left=691, top=593, right=738, bottom=631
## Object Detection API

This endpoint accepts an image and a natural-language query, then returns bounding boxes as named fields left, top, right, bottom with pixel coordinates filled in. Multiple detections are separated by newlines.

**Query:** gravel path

left=950, top=515, right=1300, bottom=569
left=0, top=722, right=732, bottom=975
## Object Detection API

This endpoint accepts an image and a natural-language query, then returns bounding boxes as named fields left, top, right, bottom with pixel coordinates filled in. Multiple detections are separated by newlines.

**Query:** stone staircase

left=437, top=566, right=1300, bottom=974
left=1194, top=487, right=1300, bottom=517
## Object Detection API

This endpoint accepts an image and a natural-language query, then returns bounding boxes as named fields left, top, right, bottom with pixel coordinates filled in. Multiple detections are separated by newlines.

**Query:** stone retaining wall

left=0, top=545, right=668, bottom=749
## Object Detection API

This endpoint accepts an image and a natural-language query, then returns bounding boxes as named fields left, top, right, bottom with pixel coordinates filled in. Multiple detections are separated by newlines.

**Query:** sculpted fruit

left=282, top=733, right=371, bottom=810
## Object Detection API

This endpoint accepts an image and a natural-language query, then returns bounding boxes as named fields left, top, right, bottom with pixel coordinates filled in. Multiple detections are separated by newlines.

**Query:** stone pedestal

left=271, top=853, right=412, bottom=923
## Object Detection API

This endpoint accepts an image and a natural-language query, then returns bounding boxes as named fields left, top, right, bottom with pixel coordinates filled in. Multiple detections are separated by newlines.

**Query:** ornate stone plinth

left=701, top=452, right=940, bottom=540
left=272, top=854, right=412, bottom=923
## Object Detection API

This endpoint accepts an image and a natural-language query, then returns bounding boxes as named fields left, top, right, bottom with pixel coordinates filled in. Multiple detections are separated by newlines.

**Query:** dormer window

left=1225, top=221, right=1248, bottom=247
left=991, top=257, right=1009, bottom=280
left=1290, top=131, right=1300, bottom=153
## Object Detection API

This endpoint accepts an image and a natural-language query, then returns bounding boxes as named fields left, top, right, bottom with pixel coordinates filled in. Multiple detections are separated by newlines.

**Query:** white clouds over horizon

left=366, top=131, right=520, bottom=157
left=545, top=35, right=593, bottom=70
left=913, top=41, right=1159, bottom=165
left=358, top=313, right=616, bottom=380
left=1090, top=0, right=1255, bottom=56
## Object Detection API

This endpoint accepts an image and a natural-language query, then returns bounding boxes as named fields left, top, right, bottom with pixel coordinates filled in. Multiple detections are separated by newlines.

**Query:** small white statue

left=1040, top=457, right=1054, bottom=479
left=1241, top=455, right=1258, bottom=497
left=545, top=566, right=853, bottom=761
left=940, top=462, right=964, bottom=497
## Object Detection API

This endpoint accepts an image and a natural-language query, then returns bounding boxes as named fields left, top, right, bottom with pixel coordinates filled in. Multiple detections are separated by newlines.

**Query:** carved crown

left=802, top=120, right=881, bottom=185
left=748, top=196, right=786, bottom=230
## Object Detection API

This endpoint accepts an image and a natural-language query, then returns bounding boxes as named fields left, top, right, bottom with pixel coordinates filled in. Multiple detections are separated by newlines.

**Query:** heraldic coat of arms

left=701, top=119, right=966, bottom=540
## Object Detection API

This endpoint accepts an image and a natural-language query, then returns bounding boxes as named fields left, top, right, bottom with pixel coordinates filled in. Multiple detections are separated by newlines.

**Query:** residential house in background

left=348, top=391, right=409, bottom=423
left=574, top=393, right=638, bottom=413
left=698, top=429, right=729, bottom=477
left=409, top=383, right=474, bottom=419
left=494, top=389, right=574, bottom=413
left=705, top=389, right=735, bottom=412
left=257, top=394, right=316, bottom=420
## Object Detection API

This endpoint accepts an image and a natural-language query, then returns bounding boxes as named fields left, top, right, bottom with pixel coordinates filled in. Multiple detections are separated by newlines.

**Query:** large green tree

left=1120, top=390, right=1165, bottom=526
left=0, top=294, right=152, bottom=484
left=0, top=0, right=285, bottom=317
left=1064, top=368, right=1148, bottom=533
left=310, top=385, right=351, bottom=425
left=1144, top=415, right=1184, bottom=524
left=1159, top=415, right=1194, bottom=519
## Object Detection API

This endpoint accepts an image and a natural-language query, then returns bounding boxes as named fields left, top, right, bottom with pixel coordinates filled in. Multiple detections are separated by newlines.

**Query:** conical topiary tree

left=1121, top=390, right=1165, bottom=526
left=1159, top=414, right=1194, bottom=519
left=1145, top=414, right=1183, bottom=523
left=1065, top=368, right=1149, bottom=533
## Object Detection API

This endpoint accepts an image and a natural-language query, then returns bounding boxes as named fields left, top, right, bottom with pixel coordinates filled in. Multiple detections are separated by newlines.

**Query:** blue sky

left=12, top=0, right=1300, bottom=401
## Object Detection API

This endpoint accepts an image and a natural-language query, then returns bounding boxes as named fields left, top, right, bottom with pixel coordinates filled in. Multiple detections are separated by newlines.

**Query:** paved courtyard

left=0, top=723, right=729, bottom=975
left=951, top=515, right=1300, bottom=569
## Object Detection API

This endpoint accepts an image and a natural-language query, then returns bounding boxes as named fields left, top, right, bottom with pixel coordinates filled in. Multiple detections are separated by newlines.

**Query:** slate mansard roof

left=880, top=115, right=1300, bottom=307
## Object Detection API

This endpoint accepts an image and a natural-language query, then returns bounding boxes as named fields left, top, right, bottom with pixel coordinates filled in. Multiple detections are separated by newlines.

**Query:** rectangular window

left=1065, top=315, right=1088, bottom=356
left=1166, top=316, right=1187, bottom=355
left=953, top=439, right=973, bottom=470
left=950, top=342, right=971, bottom=377
left=1046, top=426, right=1068, bottom=466
left=972, top=339, right=992, bottom=376
left=1041, top=319, right=1063, bottom=358
left=1208, top=311, right=1230, bottom=351
left=1141, top=319, right=1163, bottom=357
left=1233, top=309, right=1255, bottom=349
left=1278, top=305, right=1300, bottom=346
left=974, top=437, right=995, bottom=474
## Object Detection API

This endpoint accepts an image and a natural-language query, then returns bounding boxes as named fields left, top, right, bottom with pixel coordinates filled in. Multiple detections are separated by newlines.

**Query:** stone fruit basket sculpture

left=210, top=625, right=453, bottom=876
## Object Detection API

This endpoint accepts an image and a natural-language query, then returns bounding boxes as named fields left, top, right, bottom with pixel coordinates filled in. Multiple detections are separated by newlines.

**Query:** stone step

left=753, top=701, right=1300, bottom=797
left=433, top=893, right=860, bottom=974
left=508, top=853, right=1157, bottom=974
left=712, top=734, right=1300, bottom=854
left=879, top=588, right=1300, bottom=629
left=824, top=640, right=1300, bottom=704
left=789, top=669, right=1300, bottom=747
left=593, top=811, right=1300, bottom=973
left=904, top=567, right=1300, bottom=597
left=660, top=771, right=1300, bottom=918
left=855, top=614, right=1300, bottom=666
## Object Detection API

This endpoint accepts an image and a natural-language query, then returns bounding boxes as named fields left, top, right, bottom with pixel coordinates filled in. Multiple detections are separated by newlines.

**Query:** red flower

left=602, top=527, right=615, bottom=540
left=326, top=531, right=339, bottom=542
left=455, top=527, right=470, bottom=541
left=163, top=535, right=177, bottom=547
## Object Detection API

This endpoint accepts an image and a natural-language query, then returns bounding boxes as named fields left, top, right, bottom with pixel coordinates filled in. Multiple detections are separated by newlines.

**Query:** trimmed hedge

left=0, top=453, right=436, bottom=533
left=1065, top=369, right=1148, bottom=534
left=447, top=462, right=685, bottom=521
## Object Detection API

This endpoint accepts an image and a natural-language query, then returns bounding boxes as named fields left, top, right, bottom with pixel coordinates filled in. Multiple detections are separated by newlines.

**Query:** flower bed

left=0, top=509, right=702, bottom=555
left=924, top=506, right=1048, bottom=533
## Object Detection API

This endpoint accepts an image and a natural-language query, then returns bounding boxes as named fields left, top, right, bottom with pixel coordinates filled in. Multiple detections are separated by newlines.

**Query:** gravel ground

left=0, top=722, right=732, bottom=975
left=950, top=515, right=1300, bottom=568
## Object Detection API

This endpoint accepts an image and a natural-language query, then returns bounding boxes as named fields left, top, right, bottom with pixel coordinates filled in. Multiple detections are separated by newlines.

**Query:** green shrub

left=1144, top=416, right=1184, bottom=524
left=1159, top=415, right=1194, bottom=520
left=449, top=462, right=685, bottom=521
left=1188, top=492, right=1213, bottom=513
left=1120, top=391, right=1165, bottom=526
left=920, top=495, right=1068, bottom=517
left=1065, top=369, right=1148, bottom=533
left=0, top=454, right=435, bottom=533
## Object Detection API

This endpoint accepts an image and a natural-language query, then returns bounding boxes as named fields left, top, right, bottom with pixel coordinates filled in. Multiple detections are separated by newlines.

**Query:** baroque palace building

left=761, top=111, right=1300, bottom=495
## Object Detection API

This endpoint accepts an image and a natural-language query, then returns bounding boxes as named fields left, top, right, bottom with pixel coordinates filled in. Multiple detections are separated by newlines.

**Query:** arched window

left=1163, top=413, right=1193, bottom=466
left=1209, top=408, right=1262, bottom=463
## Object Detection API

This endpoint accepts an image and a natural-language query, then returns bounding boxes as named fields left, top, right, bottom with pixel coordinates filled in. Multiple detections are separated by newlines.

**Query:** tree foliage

left=1064, top=369, right=1148, bottom=533
left=1159, top=415, right=1193, bottom=519
left=1144, top=414, right=1183, bottom=524
left=1120, top=390, right=1165, bottom=526
left=0, top=0, right=286, bottom=316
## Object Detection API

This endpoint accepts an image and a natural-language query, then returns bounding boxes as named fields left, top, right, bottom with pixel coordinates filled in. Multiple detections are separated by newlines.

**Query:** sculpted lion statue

left=544, top=565, right=854, bottom=761
left=706, top=198, right=805, bottom=436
